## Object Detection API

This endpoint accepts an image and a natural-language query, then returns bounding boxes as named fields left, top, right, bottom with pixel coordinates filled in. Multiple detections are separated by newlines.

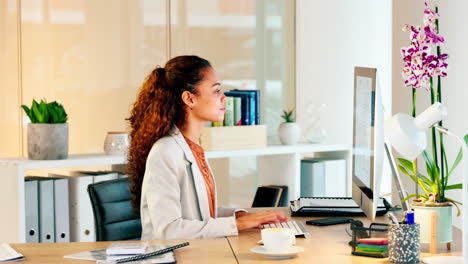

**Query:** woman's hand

left=235, top=210, right=288, bottom=231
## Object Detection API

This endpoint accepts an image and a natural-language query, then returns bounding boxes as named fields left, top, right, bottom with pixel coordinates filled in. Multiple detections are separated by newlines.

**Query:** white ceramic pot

left=412, top=204, right=452, bottom=243
left=104, top=132, right=130, bottom=155
left=278, top=122, right=300, bottom=145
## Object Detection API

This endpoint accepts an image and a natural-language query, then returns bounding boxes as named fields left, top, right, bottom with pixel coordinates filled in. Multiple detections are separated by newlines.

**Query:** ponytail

left=127, top=55, right=211, bottom=212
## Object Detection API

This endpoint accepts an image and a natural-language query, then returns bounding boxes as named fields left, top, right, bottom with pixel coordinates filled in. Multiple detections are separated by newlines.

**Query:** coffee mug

left=261, top=228, right=295, bottom=252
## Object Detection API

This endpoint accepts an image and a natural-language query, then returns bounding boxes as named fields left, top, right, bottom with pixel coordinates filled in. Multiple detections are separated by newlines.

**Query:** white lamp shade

left=384, top=113, right=427, bottom=160
left=384, top=102, right=447, bottom=161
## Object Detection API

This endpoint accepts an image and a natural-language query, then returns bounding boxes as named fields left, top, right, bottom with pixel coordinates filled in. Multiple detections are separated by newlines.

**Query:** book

left=64, top=244, right=175, bottom=264
left=223, top=97, right=234, bottom=126
left=0, top=243, right=24, bottom=263
left=233, top=97, right=242, bottom=126
left=231, top=89, right=260, bottom=125
left=106, top=243, right=149, bottom=255
left=224, top=91, right=250, bottom=125
left=228, top=90, right=256, bottom=125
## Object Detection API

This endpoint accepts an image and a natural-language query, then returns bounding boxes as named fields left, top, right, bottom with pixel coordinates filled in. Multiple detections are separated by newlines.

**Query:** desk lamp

left=385, top=102, right=467, bottom=264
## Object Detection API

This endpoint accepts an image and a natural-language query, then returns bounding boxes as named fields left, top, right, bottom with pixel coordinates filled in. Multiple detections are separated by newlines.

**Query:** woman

left=127, top=55, right=287, bottom=240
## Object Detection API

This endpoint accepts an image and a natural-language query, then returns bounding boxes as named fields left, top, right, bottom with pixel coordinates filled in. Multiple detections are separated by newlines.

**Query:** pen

left=406, top=210, right=415, bottom=225
left=388, top=212, right=399, bottom=226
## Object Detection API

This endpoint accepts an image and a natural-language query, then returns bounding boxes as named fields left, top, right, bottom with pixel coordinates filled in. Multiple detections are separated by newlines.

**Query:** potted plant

left=398, top=3, right=468, bottom=246
left=21, top=99, right=69, bottom=160
left=278, top=109, right=300, bottom=145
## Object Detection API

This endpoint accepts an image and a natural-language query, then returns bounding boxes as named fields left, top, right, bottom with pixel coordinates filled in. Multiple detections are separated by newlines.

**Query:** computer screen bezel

left=351, top=66, right=384, bottom=222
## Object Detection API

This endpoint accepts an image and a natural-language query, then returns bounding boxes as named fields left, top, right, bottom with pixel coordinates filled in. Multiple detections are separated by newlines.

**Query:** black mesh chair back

left=87, top=177, right=142, bottom=241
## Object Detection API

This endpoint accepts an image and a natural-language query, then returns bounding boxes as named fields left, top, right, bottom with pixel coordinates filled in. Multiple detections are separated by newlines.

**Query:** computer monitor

left=351, top=67, right=384, bottom=222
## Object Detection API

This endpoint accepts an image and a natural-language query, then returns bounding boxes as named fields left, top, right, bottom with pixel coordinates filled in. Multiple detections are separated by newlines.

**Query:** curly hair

left=126, top=55, right=211, bottom=212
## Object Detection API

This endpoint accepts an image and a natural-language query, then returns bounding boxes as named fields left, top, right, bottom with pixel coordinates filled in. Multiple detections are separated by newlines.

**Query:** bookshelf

left=0, top=143, right=350, bottom=243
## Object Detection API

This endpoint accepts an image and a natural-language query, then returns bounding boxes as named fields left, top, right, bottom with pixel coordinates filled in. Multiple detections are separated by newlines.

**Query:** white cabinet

left=0, top=144, right=350, bottom=243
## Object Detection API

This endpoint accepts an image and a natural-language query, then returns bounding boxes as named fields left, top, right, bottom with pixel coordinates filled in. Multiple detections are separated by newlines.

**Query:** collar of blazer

left=168, top=125, right=217, bottom=219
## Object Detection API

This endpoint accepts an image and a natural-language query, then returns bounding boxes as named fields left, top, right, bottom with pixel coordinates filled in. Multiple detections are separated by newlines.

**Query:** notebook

left=64, top=245, right=176, bottom=264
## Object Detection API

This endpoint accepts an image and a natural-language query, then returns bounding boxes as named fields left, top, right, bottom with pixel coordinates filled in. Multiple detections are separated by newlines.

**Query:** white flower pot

left=412, top=204, right=452, bottom=244
left=278, top=122, right=300, bottom=145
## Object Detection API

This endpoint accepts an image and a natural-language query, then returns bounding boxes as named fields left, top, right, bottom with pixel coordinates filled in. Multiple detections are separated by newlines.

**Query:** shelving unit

left=0, top=143, right=350, bottom=243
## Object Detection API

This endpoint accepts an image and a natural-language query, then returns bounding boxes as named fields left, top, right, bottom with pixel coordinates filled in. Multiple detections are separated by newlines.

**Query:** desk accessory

left=388, top=223, right=420, bottom=263
left=350, top=222, right=388, bottom=258
left=306, top=217, right=353, bottom=226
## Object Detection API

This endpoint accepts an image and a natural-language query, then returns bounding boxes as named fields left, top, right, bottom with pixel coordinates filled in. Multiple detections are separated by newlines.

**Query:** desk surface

left=11, top=208, right=462, bottom=264
left=227, top=208, right=462, bottom=264
left=11, top=239, right=236, bottom=264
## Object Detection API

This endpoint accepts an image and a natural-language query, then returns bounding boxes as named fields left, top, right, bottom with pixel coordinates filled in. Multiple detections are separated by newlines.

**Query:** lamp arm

left=384, top=141, right=411, bottom=211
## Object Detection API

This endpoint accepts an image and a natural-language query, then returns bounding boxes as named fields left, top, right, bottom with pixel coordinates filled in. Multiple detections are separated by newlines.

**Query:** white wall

left=296, top=0, right=393, bottom=197
left=393, top=0, right=468, bottom=229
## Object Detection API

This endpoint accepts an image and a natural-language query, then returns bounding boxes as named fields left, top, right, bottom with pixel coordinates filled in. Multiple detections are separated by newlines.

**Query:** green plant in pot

left=21, top=99, right=69, bottom=160
left=278, top=109, right=300, bottom=145
left=398, top=4, right=468, bottom=246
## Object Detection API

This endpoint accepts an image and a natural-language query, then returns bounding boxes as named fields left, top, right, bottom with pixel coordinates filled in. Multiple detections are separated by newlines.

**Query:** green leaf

left=445, top=184, right=463, bottom=190
left=401, top=193, right=418, bottom=203
left=31, top=100, right=44, bottom=123
left=448, top=148, right=463, bottom=178
left=464, top=134, right=468, bottom=147
left=398, top=158, right=415, bottom=174
left=422, top=150, right=436, bottom=181
left=398, top=164, right=413, bottom=177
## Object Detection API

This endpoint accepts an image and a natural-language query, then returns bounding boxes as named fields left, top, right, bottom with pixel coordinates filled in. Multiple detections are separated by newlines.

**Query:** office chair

left=87, top=177, right=142, bottom=241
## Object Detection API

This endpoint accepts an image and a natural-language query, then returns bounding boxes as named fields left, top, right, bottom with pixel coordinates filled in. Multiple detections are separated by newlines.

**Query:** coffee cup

left=261, top=228, right=295, bottom=252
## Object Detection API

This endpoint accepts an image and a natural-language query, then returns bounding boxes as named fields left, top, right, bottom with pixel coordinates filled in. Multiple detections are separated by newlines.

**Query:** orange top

left=184, top=136, right=215, bottom=218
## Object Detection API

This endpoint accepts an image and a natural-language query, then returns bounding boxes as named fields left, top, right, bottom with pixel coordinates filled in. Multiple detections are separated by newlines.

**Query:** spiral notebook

left=64, top=244, right=179, bottom=264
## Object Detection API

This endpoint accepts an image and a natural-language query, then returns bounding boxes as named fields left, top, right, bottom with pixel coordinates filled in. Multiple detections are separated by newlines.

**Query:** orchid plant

left=398, top=3, right=468, bottom=213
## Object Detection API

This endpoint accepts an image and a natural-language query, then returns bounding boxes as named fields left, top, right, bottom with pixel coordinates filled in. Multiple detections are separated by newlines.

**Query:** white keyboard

left=262, top=221, right=309, bottom=238
left=299, top=197, right=386, bottom=208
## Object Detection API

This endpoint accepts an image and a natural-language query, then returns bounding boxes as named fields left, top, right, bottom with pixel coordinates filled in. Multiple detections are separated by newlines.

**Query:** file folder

left=24, top=179, right=39, bottom=243
left=54, top=178, right=70, bottom=242
left=69, top=175, right=95, bottom=242
left=38, top=179, right=55, bottom=243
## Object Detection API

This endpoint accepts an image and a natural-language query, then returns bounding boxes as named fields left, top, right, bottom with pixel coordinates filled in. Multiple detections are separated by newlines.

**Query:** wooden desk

left=10, top=208, right=462, bottom=264
left=11, top=239, right=236, bottom=264
left=228, top=208, right=462, bottom=264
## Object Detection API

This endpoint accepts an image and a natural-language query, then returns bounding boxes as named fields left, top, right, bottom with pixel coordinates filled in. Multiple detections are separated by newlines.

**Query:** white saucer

left=250, top=246, right=304, bottom=259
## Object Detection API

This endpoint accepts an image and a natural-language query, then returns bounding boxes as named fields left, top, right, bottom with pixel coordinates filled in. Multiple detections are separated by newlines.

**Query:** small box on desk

left=200, top=125, right=267, bottom=151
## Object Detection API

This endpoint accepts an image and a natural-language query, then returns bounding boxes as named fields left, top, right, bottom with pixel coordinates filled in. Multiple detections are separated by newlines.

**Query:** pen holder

left=350, top=221, right=388, bottom=258
left=388, top=223, right=420, bottom=263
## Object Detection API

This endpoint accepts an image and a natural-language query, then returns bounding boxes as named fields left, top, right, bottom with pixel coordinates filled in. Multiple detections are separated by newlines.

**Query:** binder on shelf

left=252, top=185, right=288, bottom=207
left=38, top=178, right=55, bottom=243
left=53, top=177, right=70, bottom=242
left=300, top=158, right=346, bottom=197
left=69, top=175, right=95, bottom=242
left=24, top=179, right=39, bottom=243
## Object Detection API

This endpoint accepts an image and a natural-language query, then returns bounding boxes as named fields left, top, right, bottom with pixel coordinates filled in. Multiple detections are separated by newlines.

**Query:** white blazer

left=140, top=126, right=239, bottom=240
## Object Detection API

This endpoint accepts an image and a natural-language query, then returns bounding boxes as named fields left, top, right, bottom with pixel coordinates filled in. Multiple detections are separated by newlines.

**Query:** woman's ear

left=181, top=91, right=195, bottom=109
